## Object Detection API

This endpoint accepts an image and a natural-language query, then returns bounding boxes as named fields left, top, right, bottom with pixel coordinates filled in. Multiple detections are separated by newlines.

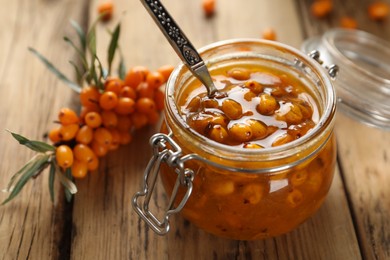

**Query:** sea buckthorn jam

left=135, top=39, right=337, bottom=240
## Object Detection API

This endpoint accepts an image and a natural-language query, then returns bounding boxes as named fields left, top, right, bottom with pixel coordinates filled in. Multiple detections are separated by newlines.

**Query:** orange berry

left=76, top=125, right=94, bottom=144
left=59, top=123, right=79, bottom=141
left=101, top=110, right=118, bottom=128
left=71, top=160, right=88, bottom=179
left=94, top=127, right=113, bottom=146
left=131, top=113, right=149, bottom=129
left=97, top=1, right=114, bottom=22
left=115, top=97, right=135, bottom=115
left=85, top=111, right=102, bottom=128
left=108, top=129, right=121, bottom=150
left=311, top=0, right=333, bottom=18
left=136, top=97, right=156, bottom=115
left=147, top=110, right=160, bottom=125
left=202, top=0, right=216, bottom=17
left=79, top=106, right=100, bottom=124
left=56, top=145, right=73, bottom=169
left=146, top=71, right=165, bottom=89
left=58, top=108, right=79, bottom=125
left=157, top=65, right=175, bottom=82
left=48, top=127, right=62, bottom=143
left=137, top=82, right=155, bottom=99
left=87, top=154, right=99, bottom=171
left=154, top=89, right=165, bottom=111
left=91, top=141, right=108, bottom=157
left=99, top=91, right=118, bottom=110
left=262, top=28, right=277, bottom=41
left=105, top=79, right=123, bottom=94
left=124, top=66, right=149, bottom=89
left=116, top=115, right=133, bottom=131
left=119, top=131, right=133, bottom=145
left=120, top=86, right=137, bottom=99
left=80, top=86, right=100, bottom=109
left=73, top=144, right=95, bottom=163
left=340, top=16, right=358, bottom=29
left=368, top=2, right=389, bottom=21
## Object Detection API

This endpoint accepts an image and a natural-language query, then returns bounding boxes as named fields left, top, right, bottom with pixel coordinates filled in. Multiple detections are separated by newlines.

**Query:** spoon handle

left=141, top=0, right=218, bottom=96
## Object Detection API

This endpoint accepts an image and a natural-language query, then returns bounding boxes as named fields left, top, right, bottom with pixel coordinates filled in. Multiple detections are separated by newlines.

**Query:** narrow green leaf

left=69, top=60, right=83, bottom=85
left=64, top=168, right=75, bottom=202
left=48, top=162, right=56, bottom=203
left=70, top=19, right=86, bottom=52
left=107, top=24, right=121, bottom=75
left=2, top=154, right=50, bottom=205
left=63, top=37, right=88, bottom=70
left=95, top=56, right=106, bottom=88
left=9, top=131, right=55, bottom=152
left=6, top=156, right=38, bottom=191
left=117, top=48, right=126, bottom=80
left=29, top=47, right=81, bottom=93
left=57, top=169, right=77, bottom=195
left=87, top=27, right=97, bottom=58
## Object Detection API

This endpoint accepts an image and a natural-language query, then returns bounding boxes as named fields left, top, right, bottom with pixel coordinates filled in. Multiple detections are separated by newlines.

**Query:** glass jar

left=133, top=39, right=337, bottom=240
left=302, top=29, right=390, bottom=130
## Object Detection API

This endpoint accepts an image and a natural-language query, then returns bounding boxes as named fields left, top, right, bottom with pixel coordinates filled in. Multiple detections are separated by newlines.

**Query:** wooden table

left=1, top=0, right=389, bottom=259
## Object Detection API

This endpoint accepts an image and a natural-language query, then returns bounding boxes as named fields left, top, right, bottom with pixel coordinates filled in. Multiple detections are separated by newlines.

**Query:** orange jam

left=157, top=40, right=336, bottom=240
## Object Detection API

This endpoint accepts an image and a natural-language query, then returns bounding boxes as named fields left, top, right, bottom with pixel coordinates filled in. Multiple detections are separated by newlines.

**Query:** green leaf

left=9, top=131, right=55, bottom=153
left=63, top=168, right=76, bottom=202
left=63, top=36, right=88, bottom=70
left=2, top=154, right=50, bottom=205
left=70, top=19, right=86, bottom=52
left=69, top=60, right=83, bottom=85
left=117, top=47, right=126, bottom=80
left=57, top=168, right=77, bottom=194
left=48, top=162, right=56, bottom=203
left=107, top=23, right=121, bottom=75
left=6, top=156, right=38, bottom=191
left=87, top=26, right=97, bottom=58
left=29, top=47, right=81, bottom=93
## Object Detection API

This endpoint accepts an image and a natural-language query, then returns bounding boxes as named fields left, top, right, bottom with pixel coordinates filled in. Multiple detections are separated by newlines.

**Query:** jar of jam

left=133, top=39, right=338, bottom=240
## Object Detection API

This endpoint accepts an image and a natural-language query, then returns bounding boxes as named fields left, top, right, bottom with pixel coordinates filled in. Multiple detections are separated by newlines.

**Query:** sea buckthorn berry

left=73, top=144, right=95, bottom=163
left=119, top=131, right=133, bottom=145
left=212, top=180, right=235, bottom=196
left=131, top=112, right=149, bottom=129
left=203, top=98, right=219, bottom=109
left=202, top=0, right=216, bottom=17
left=80, top=86, right=100, bottom=109
left=137, top=82, right=155, bottom=99
left=59, top=124, right=79, bottom=141
left=286, top=189, right=304, bottom=207
left=243, top=143, right=263, bottom=149
left=108, top=129, right=121, bottom=150
left=157, top=64, right=175, bottom=82
left=290, top=170, right=309, bottom=187
left=105, top=79, right=123, bottom=95
left=262, top=28, right=277, bottom=41
left=311, top=0, right=333, bottom=18
left=242, top=184, right=264, bottom=204
left=124, top=66, right=149, bottom=89
left=227, top=68, right=251, bottom=81
left=97, top=1, right=114, bottom=21
left=56, top=145, right=73, bottom=169
left=154, top=89, right=165, bottom=111
left=87, top=154, right=99, bottom=171
left=91, top=141, right=108, bottom=157
left=99, top=91, right=118, bottom=110
left=147, top=110, right=160, bottom=125
left=85, top=111, right=102, bottom=128
left=257, top=93, right=278, bottom=115
left=284, top=104, right=303, bottom=125
left=211, top=114, right=228, bottom=128
left=120, top=86, right=137, bottom=99
left=58, top=108, right=79, bottom=125
left=247, top=119, right=267, bottom=139
left=116, top=115, right=133, bottom=131
left=271, top=85, right=288, bottom=97
left=186, top=96, right=202, bottom=112
left=188, top=114, right=213, bottom=133
left=48, top=127, right=62, bottom=143
left=272, top=133, right=294, bottom=147
left=244, top=80, right=263, bottom=94
left=136, top=97, right=156, bottom=115
left=368, top=1, right=390, bottom=21
left=101, top=110, right=118, bottom=128
left=115, top=97, right=135, bottom=115
left=79, top=106, right=100, bottom=124
left=76, top=125, right=93, bottom=144
left=71, top=160, right=88, bottom=179
left=297, top=102, right=313, bottom=120
left=94, top=127, right=113, bottom=146
left=244, top=90, right=257, bottom=101
left=209, top=125, right=229, bottom=143
left=146, top=71, right=165, bottom=89
left=221, top=99, right=243, bottom=120
left=340, top=16, right=358, bottom=29
left=229, top=123, right=253, bottom=142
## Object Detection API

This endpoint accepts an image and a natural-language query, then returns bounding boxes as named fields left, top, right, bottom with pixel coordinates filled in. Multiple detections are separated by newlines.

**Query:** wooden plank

left=295, top=0, right=390, bottom=259
left=69, top=0, right=361, bottom=259
left=0, top=0, right=88, bottom=259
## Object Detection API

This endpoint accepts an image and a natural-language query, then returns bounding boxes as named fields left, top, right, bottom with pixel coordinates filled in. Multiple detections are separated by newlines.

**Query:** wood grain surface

left=0, top=0, right=389, bottom=259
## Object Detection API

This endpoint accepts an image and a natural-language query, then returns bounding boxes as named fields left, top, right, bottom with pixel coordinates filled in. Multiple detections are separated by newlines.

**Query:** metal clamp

left=132, top=133, right=194, bottom=235
left=309, top=50, right=339, bottom=79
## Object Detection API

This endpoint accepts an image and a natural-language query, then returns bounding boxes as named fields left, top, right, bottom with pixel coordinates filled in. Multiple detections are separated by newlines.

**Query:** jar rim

left=166, top=38, right=336, bottom=162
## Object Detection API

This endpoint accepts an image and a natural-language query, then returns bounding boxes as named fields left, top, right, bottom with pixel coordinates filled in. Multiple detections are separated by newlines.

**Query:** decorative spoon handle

left=141, top=0, right=218, bottom=97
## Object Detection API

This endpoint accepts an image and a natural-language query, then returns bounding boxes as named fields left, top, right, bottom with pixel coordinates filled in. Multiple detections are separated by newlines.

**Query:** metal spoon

left=141, top=0, right=219, bottom=97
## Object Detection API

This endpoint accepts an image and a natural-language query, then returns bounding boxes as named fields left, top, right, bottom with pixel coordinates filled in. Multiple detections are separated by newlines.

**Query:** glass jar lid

left=301, top=29, right=390, bottom=130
